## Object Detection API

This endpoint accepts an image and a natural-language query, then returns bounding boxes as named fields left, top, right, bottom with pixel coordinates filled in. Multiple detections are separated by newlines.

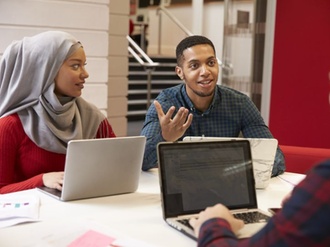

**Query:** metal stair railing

left=127, top=35, right=160, bottom=108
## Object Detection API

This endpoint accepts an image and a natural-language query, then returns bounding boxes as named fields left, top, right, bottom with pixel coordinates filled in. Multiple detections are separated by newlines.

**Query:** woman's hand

left=42, top=172, right=64, bottom=191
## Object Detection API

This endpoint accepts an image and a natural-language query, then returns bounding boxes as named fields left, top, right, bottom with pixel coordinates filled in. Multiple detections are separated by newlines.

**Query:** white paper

left=0, top=194, right=40, bottom=228
left=277, top=173, right=306, bottom=187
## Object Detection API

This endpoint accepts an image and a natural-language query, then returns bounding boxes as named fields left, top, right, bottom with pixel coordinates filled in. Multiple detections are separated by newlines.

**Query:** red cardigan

left=0, top=114, right=116, bottom=194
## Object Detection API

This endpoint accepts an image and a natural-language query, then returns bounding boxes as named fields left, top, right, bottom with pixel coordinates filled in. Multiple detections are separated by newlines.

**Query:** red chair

left=280, top=145, right=330, bottom=174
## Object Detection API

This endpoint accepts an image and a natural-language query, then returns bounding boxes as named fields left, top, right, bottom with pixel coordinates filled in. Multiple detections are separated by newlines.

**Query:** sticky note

left=67, top=229, right=115, bottom=247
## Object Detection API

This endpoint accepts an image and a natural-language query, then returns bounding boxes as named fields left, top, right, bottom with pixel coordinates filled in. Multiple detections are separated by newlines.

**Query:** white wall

left=0, top=0, right=129, bottom=136
left=147, top=2, right=225, bottom=59
left=108, top=0, right=130, bottom=136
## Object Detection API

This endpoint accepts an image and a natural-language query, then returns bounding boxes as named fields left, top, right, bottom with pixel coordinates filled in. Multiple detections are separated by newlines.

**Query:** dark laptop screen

left=157, top=140, right=257, bottom=218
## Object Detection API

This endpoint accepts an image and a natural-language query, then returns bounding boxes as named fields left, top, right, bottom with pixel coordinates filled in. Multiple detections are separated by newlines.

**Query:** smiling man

left=140, top=35, right=285, bottom=176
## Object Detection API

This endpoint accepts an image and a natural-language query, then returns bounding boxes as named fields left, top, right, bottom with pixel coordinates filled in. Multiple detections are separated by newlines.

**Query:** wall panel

left=269, top=0, right=330, bottom=149
left=0, top=0, right=130, bottom=136
left=0, top=0, right=108, bottom=30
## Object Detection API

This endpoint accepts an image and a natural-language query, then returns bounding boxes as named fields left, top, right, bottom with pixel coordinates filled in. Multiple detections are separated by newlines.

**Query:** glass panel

left=222, top=0, right=267, bottom=110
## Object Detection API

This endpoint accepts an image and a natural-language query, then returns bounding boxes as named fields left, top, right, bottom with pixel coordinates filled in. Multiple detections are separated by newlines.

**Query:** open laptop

left=157, top=140, right=271, bottom=240
left=37, top=136, right=146, bottom=201
left=183, top=136, right=278, bottom=189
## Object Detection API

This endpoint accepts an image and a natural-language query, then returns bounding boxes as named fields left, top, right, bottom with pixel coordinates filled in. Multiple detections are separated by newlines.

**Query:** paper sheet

left=67, top=229, right=155, bottom=247
left=68, top=230, right=115, bottom=247
left=277, top=173, right=306, bottom=187
left=0, top=194, right=40, bottom=228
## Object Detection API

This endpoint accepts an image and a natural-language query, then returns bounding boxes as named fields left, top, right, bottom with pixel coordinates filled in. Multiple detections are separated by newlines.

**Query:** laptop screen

left=157, top=140, right=257, bottom=218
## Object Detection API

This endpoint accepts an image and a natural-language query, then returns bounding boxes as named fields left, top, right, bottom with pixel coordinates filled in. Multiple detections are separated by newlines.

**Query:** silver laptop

left=157, top=140, right=271, bottom=240
left=183, top=136, right=278, bottom=189
left=37, top=136, right=146, bottom=201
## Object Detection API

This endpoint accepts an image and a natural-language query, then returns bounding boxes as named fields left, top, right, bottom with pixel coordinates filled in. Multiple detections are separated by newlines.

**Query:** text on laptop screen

left=158, top=141, right=257, bottom=217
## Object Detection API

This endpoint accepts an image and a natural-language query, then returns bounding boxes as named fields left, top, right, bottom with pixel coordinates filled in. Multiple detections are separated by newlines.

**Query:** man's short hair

left=176, top=35, right=216, bottom=66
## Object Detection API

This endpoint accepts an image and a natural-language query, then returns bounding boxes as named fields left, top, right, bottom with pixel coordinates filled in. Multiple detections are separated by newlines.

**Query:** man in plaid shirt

left=190, top=159, right=330, bottom=247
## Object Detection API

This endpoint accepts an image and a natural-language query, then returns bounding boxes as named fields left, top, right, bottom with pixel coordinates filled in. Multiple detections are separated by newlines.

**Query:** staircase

left=127, top=56, right=181, bottom=121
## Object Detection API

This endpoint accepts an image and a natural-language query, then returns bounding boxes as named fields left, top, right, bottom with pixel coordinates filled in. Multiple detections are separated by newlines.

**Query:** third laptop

left=157, top=140, right=271, bottom=240
left=183, top=136, right=278, bottom=189
left=37, top=136, right=146, bottom=201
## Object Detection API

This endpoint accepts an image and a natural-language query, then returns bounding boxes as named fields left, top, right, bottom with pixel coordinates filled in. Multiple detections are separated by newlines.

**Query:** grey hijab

left=0, top=31, right=105, bottom=153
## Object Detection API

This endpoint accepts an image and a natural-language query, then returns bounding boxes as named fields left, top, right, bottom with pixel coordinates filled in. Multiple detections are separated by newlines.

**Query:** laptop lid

left=157, top=140, right=257, bottom=219
left=38, top=136, right=146, bottom=201
left=183, top=137, right=278, bottom=189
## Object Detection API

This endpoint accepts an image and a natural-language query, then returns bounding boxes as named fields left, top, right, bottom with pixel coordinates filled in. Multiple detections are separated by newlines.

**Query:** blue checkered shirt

left=140, top=84, right=285, bottom=176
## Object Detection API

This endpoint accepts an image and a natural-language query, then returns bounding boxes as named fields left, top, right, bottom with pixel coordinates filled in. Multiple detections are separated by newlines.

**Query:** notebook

left=183, top=136, right=278, bottom=189
left=157, top=140, right=271, bottom=240
left=37, top=136, right=146, bottom=201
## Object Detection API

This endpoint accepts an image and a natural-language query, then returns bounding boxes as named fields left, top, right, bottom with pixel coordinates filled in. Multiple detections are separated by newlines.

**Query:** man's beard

left=187, top=83, right=215, bottom=97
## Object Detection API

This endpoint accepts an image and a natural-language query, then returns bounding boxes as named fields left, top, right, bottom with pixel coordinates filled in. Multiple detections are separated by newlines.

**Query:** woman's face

left=54, top=47, right=89, bottom=97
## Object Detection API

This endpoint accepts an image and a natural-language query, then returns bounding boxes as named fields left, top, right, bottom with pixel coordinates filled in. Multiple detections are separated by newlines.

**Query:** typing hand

left=189, top=204, right=244, bottom=237
left=154, top=100, right=193, bottom=142
left=42, top=171, right=64, bottom=191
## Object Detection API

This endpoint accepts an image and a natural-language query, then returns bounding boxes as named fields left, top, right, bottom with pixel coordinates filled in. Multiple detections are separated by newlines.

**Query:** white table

left=0, top=170, right=305, bottom=247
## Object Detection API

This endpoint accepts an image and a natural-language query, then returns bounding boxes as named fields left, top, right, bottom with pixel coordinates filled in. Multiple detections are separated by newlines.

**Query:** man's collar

left=181, top=85, right=220, bottom=113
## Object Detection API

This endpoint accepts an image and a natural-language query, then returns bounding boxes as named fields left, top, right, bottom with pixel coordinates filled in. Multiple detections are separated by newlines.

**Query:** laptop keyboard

left=177, top=211, right=269, bottom=229
left=178, top=219, right=194, bottom=230
left=233, top=211, right=270, bottom=224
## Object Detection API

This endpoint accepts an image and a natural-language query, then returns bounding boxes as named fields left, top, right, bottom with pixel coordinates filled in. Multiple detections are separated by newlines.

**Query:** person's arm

left=192, top=160, right=330, bottom=247
left=0, top=115, right=66, bottom=194
left=141, top=127, right=165, bottom=171
left=198, top=218, right=243, bottom=247
left=240, top=96, right=285, bottom=176
left=140, top=99, right=192, bottom=171
left=0, top=116, right=45, bottom=194
left=140, top=101, right=167, bottom=171
left=271, top=147, right=285, bottom=176
left=0, top=175, right=44, bottom=194
left=190, top=204, right=246, bottom=247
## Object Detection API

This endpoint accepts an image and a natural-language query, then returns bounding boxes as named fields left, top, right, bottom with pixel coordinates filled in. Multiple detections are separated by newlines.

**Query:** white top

left=0, top=170, right=305, bottom=247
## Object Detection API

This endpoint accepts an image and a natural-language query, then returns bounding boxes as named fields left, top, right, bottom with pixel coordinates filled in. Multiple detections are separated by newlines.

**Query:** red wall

left=269, top=0, right=330, bottom=148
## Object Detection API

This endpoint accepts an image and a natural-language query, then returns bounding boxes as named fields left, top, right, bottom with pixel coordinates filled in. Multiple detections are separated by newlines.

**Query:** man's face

left=176, top=44, right=219, bottom=102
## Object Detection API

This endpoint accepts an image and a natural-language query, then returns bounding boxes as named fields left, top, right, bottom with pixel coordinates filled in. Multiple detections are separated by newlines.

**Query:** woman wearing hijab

left=0, top=31, right=116, bottom=194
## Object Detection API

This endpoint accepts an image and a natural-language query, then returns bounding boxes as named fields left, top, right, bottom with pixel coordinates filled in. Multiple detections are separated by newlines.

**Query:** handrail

left=127, top=35, right=159, bottom=68
left=127, top=35, right=160, bottom=108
